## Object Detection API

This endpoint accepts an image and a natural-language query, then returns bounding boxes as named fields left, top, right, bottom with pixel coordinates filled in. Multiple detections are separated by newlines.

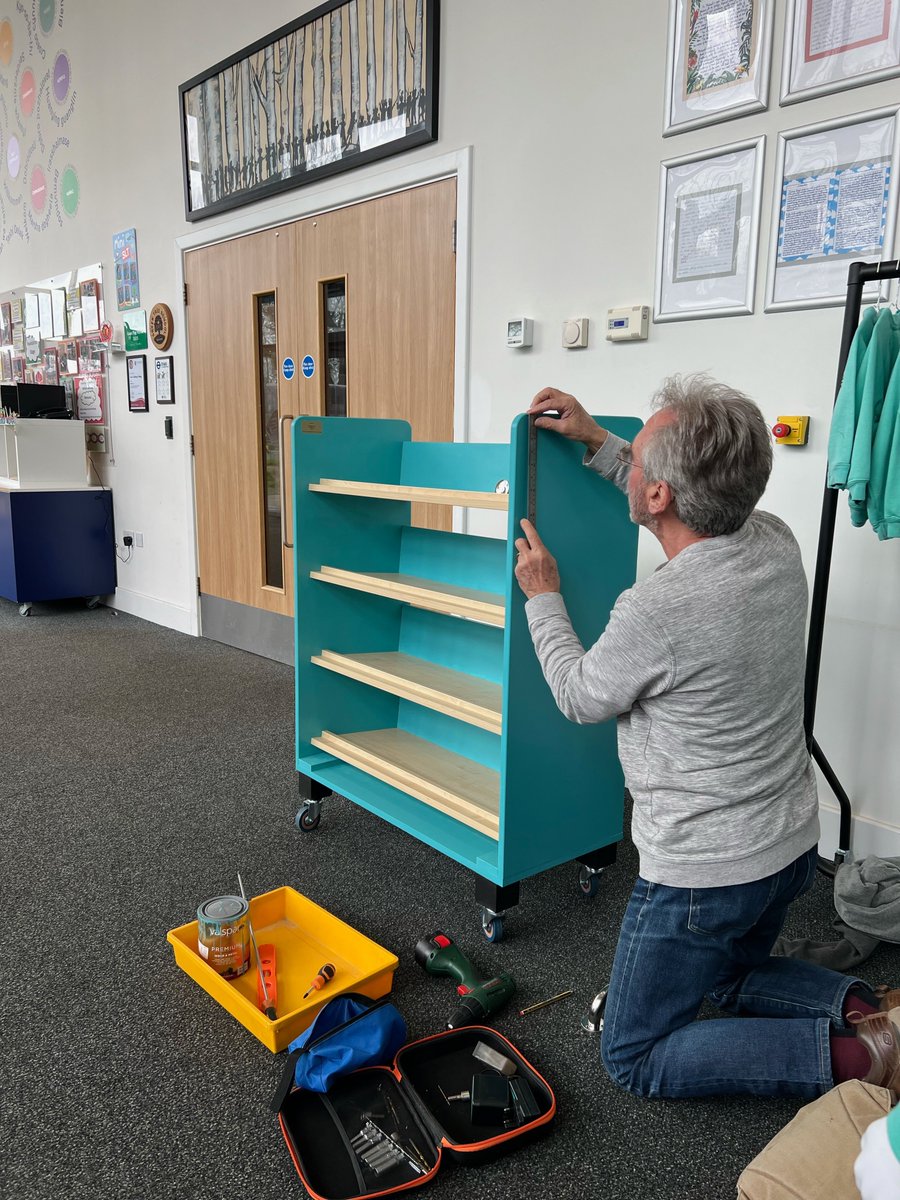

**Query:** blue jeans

left=601, top=847, right=863, bottom=1099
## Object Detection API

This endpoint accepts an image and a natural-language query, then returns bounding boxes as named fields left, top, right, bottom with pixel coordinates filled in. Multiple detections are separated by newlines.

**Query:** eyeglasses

left=615, top=448, right=641, bottom=471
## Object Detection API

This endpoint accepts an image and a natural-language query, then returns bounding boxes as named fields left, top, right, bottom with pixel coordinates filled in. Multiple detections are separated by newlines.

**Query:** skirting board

left=108, top=587, right=196, bottom=636
left=818, top=803, right=900, bottom=863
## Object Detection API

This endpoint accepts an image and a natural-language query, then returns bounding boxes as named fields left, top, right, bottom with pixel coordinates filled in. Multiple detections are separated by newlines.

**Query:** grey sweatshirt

left=525, top=431, right=819, bottom=888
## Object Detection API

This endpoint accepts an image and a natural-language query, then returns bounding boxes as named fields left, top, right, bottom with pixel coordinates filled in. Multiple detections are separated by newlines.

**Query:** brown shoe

left=847, top=1010, right=900, bottom=1100
left=876, top=987, right=900, bottom=1012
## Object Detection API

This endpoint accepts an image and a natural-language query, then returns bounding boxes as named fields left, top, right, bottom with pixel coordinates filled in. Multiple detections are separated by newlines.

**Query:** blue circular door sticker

left=282, top=357, right=295, bottom=381
left=302, top=355, right=315, bottom=379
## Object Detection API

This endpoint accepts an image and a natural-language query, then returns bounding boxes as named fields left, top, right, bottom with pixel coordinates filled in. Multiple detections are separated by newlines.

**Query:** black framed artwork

left=178, top=0, right=440, bottom=222
left=127, top=355, right=149, bottom=413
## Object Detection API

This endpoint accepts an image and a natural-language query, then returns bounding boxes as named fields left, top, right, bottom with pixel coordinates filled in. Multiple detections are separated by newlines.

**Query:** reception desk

left=0, top=421, right=116, bottom=614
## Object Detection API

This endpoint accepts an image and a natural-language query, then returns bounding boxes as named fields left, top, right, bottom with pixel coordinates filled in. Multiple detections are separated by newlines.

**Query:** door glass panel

left=257, top=292, right=283, bottom=589
left=323, top=279, right=347, bottom=417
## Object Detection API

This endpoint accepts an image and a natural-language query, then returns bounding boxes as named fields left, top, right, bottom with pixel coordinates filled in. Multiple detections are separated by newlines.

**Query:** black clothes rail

left=804, top=258, right=900, bottom=869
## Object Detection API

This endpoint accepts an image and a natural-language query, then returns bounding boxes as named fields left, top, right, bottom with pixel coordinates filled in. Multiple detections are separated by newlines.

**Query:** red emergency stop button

left=772, top=422, right=792, bottom=439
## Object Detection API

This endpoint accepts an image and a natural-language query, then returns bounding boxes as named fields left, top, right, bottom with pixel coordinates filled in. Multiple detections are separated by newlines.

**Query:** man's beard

left=629, top=487, right=657, bottom=532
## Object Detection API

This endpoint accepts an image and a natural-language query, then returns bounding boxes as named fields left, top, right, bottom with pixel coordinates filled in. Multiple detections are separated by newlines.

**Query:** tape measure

left=527, top=415, right=538, bottom=526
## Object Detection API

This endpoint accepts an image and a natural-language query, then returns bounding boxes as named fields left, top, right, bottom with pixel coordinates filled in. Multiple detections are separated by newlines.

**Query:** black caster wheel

left=295, top=804, right=321, bottom=831
left=482, top=916, right=504, bottom=943
left=85, top=596, right=101, bottom=610
left=578, top=864, right=602, bottom=899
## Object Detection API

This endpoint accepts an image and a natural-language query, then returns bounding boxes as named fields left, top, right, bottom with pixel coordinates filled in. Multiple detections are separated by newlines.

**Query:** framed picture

left=77, top=337, right=106, bottom=375
left=154, top=356, right=175, bottom=404
left=655, top=136, right=765, bottom=321
left=765, top=107, right=900, bottom=311
left=127, top=355, right=149, bottom=412
left=113, top=228, right=141, bottom=312
left=0, top=350, right=11, bottom=383
left=781, top=0, right=900, bottom=105
left=664, top=0, right=774, bottom=135
left=80, top=278, right=101, bottom=332
left=75, top=374, right=104, bottom=423
left=43, top=348, right=59, bottom=386
left=10, top=297, right=23, bottom=325
left=11, top=355, right=25, bottom=382
left=179, top=0, right=439, bottom=221
left=0, top=302, right=11, bottom=346
left=60, top=339, right=79, bottom=375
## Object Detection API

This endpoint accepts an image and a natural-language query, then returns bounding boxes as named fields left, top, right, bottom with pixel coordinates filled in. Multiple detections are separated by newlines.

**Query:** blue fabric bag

left=272, top=994, right=408, bottom=1110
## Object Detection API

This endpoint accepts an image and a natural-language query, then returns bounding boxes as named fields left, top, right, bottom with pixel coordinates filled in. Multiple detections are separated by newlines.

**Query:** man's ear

left=646, top=480, right=674, bottom=516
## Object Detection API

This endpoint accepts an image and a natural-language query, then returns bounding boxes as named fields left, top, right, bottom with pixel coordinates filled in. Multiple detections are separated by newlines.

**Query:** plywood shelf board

left=312, top=650, right=503, bottom=734
left=311, top=727, right=500, bottom=839
left=310, top=478, right=509, bottom=510
left=311, top=566, right=505, bottom=627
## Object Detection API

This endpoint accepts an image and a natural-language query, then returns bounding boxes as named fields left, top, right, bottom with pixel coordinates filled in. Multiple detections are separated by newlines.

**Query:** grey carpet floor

left=2, top=598, right=897, bottom=1200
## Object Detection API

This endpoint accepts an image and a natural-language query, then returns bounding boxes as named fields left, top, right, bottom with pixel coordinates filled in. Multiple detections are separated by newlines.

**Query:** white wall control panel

left=507, top=317, right=533, bottom=347
left=562, top=317, right=589, bottom=348
left=606, top=305, right=650, bottom=342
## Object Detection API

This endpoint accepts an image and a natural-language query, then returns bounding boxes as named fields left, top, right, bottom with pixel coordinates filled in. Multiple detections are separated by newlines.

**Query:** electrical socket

left=122, top=532, right=133, bottom=547
left=122, top=530, right=143, bottom=548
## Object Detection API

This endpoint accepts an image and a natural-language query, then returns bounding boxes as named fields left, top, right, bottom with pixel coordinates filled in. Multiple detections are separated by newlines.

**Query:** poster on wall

left=765, top=107, right=900, bottom=311
left=664, top=0, right=774, bottom=134
left=781, top=0, right=900, bottom=104
left=655, top=136, right=766, bottom=320
left=127, top=355, right=149, bottom=412
left=113, top=228, right=141, bottom=312
left=179, top=0, right=439, bottom=221
left=124, top=310, right=149, bottom=352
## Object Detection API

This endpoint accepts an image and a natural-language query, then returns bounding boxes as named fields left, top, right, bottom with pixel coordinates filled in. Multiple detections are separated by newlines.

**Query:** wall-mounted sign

left=124, top=310, right=149, bottom=352
left=113, top=228, right=141, bottom=312
left=149, top=302, right=173, bottom=351
left=282, top=356, right=295, bottom=381
left=302, top=355, right=315, bottom=379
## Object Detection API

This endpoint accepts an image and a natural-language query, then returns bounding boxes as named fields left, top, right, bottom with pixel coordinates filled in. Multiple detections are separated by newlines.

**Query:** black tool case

left=278, top=1026, right=556, bottom=1199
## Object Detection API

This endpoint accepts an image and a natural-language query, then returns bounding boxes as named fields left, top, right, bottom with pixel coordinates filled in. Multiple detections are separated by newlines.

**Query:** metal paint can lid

left=198, top=895, right=248, bottom=923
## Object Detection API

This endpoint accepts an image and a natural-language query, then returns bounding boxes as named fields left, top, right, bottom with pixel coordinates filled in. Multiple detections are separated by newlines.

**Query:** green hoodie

left=827, top=305, right=878, bottom=489
left=869, top=355, right=900, bottom=540
left=848, top=308, right=900, bottom=528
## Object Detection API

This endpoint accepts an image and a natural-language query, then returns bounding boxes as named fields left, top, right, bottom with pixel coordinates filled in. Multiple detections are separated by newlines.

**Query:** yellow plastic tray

left=166, top=886, right=399, bottom=1053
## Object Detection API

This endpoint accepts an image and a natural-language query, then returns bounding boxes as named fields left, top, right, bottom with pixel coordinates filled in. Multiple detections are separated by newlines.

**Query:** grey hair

left=640, top=374, right=772, bottom=537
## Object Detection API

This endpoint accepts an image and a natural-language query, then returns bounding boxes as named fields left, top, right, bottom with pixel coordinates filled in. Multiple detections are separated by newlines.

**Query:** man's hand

left=528, top=387, right=608, bottom=455
left=514, top=519, right=560, bottom=599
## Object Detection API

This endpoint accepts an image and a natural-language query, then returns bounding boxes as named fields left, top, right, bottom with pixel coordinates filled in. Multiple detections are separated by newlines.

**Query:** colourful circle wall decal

left=39, top=0, right=56, bottom=36
left=0, top=20, right=12, bottom=66
left=31, top=165, right=47, bottom=212
left=7, top=135, right=20, bottom=179
left=21, top=68, right=36, bottom=117
left=53, top=51, right=70, bottom=102
left=60, top=165, right=79, bottom=216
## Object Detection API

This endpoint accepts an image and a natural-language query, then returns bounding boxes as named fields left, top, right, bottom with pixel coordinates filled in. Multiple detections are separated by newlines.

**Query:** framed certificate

left=79, top=278, right=101, bottom=332
left=765, top=107, right=900, bottom=311
left=127, top=354, right=149, bottom=412
left=154, top=356, right=175, bottom=404
left=664, top=0, right=774, bottom=135
left=655, top=136, right=766, bottom=320
left=781, top=0, right=900, bottom=105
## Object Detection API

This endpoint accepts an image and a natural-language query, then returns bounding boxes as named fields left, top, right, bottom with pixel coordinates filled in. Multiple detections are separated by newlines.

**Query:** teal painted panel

left=499, top=415, right=641, bottom=883
left=398, top=609, right=503, bottom=683
left=397, top=703, right=501, bottom=771
left=398, top=526, right=507, bottom=593
left=294, top=755, right=501, bottom=880
left=399, top=440, right=510, bottom=491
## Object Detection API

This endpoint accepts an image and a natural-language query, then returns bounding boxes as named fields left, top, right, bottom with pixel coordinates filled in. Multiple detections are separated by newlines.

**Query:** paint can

left=197, top=895, right=250, bottom=979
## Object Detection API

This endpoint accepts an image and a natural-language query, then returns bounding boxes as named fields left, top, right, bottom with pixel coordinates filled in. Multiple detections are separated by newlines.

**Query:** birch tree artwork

left=181, top=0, right=436, bottom=219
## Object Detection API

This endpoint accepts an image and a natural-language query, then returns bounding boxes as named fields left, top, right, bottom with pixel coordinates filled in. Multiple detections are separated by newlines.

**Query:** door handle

left=279, top=414, right=295, bottom=550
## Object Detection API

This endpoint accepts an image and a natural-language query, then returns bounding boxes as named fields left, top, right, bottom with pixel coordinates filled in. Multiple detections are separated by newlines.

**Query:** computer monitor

left=1, top=384, right=18, bottom=415
left=15, top=383, right=71, bottom=419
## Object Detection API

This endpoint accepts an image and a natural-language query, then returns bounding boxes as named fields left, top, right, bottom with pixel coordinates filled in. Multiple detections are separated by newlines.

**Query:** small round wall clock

left=149, top=302, right=174, bottom=351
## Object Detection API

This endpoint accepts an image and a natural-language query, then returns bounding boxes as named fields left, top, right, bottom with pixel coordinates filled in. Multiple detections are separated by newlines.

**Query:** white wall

left=1, top=1, right=896, bottom=857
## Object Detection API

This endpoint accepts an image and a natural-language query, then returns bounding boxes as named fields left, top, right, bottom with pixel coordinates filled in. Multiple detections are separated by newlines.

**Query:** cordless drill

left=415, top=932, right=516, bottom=1029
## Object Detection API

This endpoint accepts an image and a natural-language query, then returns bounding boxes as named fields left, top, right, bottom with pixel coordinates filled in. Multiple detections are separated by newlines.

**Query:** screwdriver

left=303, top=962, right=336, bottom=999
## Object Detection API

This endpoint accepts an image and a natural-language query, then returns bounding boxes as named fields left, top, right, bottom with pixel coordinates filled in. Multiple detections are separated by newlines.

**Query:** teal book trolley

left=293, top=414, right=640, bottom=940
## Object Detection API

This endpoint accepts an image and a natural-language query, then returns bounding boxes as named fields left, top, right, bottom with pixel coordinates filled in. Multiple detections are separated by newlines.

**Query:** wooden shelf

left=310, top=478, right=509, bottom=510
left=312, top=650, right=503, bottom=734
left=311, top=728, right=500, bottom=839
left=311, top=566, right=505, bottom=627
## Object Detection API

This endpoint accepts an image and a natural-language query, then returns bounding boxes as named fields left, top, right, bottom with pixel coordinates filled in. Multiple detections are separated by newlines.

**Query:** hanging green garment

left=847, top=308, right=900, bottom=527
left=869, top=354, right=900, bottom=540
left=827, top=305, right=878, bottom=489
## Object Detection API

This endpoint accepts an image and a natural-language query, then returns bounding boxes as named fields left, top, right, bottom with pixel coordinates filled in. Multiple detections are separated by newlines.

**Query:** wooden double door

left=184, top=178, right=457, bottom=661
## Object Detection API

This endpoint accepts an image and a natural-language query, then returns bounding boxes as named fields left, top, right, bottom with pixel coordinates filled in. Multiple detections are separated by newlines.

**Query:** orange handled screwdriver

left=303, top=962, right=336, bottom=999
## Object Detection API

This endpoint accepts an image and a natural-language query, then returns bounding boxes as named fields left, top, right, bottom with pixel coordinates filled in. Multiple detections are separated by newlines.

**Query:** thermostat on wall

left=507, top=318, right=533, bottom=348
left=606, top=305, right=650, bottom=342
